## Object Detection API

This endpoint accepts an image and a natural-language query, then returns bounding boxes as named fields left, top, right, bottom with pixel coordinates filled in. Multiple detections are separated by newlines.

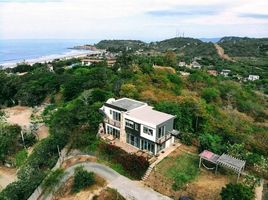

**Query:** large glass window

left=158, top=126, right=165, bottom=138
left=112, top=111, right=121, bottom=121
left=107, top=125, right=120, bottom=138
left=143, top=126, right=153, bottom=136
left=125, top=119, right=134, bottom=129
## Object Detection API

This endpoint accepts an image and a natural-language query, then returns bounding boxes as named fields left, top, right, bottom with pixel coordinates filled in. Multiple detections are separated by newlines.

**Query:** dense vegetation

left=218, top=37, right=268, bottom=57
left=220, top=183, right=254, bottom=200
left=0, top=37, right=267, bottom=199
left=99, top=143, right=149, bottom=179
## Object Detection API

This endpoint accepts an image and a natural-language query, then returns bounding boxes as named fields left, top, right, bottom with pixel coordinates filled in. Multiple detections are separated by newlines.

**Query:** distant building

left=178, top=61, right=186, bottom=67
left=191, top=61, right=201, bottom=69
left=47, top=64, right=54, bottom=72
left=180, top=71, right=190, bottom=76
left=207, top=70, right=218, bottom=76
left=81, top=59, right=92, bottom=66
left=248, top=75, right=259, bottom=81
left=220, top=69, right=231, bottom=77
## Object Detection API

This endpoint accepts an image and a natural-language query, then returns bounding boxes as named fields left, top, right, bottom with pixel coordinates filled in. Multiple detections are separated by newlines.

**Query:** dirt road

left=214, top=44, right=233, bottom=61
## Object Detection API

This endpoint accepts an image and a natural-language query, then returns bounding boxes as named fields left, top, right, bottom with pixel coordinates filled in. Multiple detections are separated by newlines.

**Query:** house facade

left=100, top=98, right=177, bottom=155
left=248, top=75, right=259, bottom=81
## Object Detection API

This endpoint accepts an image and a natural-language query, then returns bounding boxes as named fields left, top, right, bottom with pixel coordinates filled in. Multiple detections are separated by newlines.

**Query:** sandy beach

left=0, top=50, right=100, bottom=69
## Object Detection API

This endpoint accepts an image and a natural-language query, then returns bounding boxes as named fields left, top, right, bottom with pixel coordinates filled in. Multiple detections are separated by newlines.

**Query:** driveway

left=48, top=162, right=171, bottom=200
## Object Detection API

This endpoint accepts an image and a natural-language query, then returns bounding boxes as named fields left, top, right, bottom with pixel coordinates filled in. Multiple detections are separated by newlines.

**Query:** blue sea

left=0, top=39, right=96, bottom=67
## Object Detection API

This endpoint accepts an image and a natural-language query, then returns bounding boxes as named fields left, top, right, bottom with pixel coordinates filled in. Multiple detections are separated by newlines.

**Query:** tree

left=201, top=87, right=220, bottom=103
left=220, top=183, right=254, bottom=200
left=199, top=133, right=224, bottom=154
left=164, top=51, right=177, bottom=67
left=0, top=123, right=21, bottom=163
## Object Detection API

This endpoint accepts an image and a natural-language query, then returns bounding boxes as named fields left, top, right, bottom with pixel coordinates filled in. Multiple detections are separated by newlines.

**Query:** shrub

left=178, top=132, right=194, bottom=145
left=72, top=166, right=95, bottom=193
left=42, top=169, right=65, bottom=193
left=99, top=143, right=149, bottom=179
left=201, top=87, right=220, bottom=103
left=220, top=183, right=254, bottom=200
left=15, top=149, right=28, bottom=167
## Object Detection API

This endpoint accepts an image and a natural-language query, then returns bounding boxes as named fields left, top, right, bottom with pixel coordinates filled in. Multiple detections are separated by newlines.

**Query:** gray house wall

left=156, top=118, right=174, bottom=138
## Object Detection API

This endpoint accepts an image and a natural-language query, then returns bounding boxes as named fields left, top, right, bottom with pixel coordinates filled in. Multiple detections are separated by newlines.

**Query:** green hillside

left=218, top=37, right=268, bottom=57
left=95, top=40, right=147, bottom=52
left=95, top=37, right=218, bottom=58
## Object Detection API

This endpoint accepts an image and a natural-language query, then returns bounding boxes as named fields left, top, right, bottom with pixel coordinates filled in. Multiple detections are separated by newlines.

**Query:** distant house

left=191, top=61, right=201, bottom=69
left=207, top=70, right=218, bottom=76
left=178, top=61, right=186, bottom=67
left=81, top=59, right=92, bottom=66
left=47, top=64, right=54, bottom=72
left=81, top=58, right=116, bottom=67
left=179, top=71, right=190, bottom=76
left=220, top=69, right=231, bottom=77
left=248, top=75, right=259, bottom=81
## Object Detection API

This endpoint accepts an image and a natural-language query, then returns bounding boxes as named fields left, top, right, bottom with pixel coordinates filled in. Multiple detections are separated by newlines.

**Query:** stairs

left=142, top=165, right=155, bottom=181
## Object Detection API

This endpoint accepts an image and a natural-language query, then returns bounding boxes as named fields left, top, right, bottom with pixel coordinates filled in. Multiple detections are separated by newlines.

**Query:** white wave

left=0, top=50, right=97, bottom=69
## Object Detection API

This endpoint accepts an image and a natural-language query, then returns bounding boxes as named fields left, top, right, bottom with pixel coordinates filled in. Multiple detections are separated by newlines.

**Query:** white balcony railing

left=104, top=118, right=121, bottom=128
left=156, top=133, right=172, bottom=144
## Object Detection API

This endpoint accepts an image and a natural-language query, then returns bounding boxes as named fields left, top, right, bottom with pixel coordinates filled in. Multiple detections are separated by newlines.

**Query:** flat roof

left=127, top=106, right=175, bottom=126
left=106, top=98, right=146, bottom=111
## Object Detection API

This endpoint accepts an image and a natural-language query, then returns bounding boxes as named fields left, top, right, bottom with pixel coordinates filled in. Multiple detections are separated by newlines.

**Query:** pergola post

left=237, top=169, right=241, bottom=182
left=199, top=157, right=202, bottom=168
left=215, top=163, right=218, bottom=174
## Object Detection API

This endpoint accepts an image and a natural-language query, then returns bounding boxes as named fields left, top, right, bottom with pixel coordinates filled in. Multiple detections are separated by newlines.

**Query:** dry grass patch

left=145, top=145, right=232, bottom=200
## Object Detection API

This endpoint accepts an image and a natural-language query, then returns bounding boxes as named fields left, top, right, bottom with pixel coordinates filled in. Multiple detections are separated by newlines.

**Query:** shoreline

left=0, top=50, right=100, bottom=69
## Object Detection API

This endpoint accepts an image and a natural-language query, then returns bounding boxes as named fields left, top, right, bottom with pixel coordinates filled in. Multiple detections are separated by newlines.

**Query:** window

left=112, top=111, right=121, bottom=121
left=125, top=119, right=134, bottom=129
left=135, top=123, right=139, bottom=131
left=158, top=126, right=165, bottom=138
left=143, top=126, right=153, bottom=136
left=110, top=110, right=112, bottom=115
left=107, top=125, right=120, bottom=138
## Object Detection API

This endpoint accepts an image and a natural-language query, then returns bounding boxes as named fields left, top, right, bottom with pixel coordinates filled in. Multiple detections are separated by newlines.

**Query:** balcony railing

left=156, top=133, right=172, bottom=144
left=104, top=118, right=121, bottom=128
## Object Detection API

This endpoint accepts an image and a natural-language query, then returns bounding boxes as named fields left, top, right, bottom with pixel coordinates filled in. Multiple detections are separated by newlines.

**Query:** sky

left=0, top=0, right=268, bottom=41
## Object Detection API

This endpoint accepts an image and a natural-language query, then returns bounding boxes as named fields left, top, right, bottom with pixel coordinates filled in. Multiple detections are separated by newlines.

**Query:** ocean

left=0, top=39, right=96, bottom=67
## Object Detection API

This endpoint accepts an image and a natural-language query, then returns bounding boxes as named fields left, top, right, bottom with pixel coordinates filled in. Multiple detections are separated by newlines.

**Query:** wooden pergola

left=199, top=150, right=246, bottom=182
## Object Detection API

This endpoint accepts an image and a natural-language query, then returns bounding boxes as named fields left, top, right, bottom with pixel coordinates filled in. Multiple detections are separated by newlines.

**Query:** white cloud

left=0, top=0, right=267, bottom=40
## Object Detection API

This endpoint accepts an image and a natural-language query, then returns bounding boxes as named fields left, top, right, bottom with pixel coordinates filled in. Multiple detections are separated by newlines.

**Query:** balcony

left=156, top=133, right=172, bottom=144
left=104, top=118, right=121, bottom=128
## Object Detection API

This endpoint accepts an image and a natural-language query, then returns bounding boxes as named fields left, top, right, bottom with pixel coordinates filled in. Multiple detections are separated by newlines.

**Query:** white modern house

left=100, top=98, right=178, bottom=155
left=248, top=75, right=260, bottom=81
left=220, top=69, right=231, bottom=77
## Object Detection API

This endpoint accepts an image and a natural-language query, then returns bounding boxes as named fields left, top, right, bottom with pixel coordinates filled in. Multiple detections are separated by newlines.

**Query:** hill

left=95, top=37, right=218, bottom=58
left=95, top=40, right=147, bottom=52
left=217, top=37, right=268, bottom=57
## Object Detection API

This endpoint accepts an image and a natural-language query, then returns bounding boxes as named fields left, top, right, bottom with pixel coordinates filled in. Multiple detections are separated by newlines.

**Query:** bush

left=220, top=183, right=254, bottom=200
left=42, top=169, right=65, bottom=193
left=72, top=166, right=95, bottom=193
left=15, top=149, right=28, bottom=167
left=202, top=87, right=220, bottom=103
left=178, top=132, right=194, bottom=145
left=99, top=143, right=149, bottom=179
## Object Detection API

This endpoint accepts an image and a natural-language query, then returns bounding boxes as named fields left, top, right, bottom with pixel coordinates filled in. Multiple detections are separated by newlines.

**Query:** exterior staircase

left=142, top=165, right=155, bottom=181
